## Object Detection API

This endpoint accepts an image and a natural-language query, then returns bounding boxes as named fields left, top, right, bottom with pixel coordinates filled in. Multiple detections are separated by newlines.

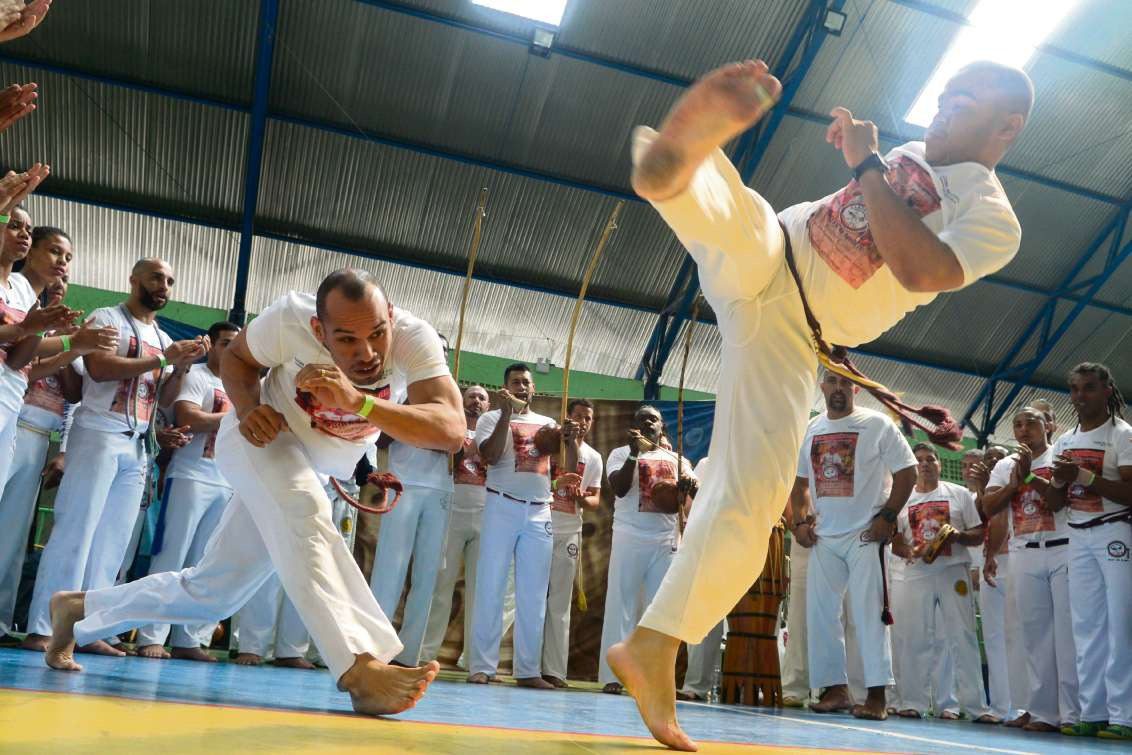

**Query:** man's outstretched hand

left=827, top=107, right=880, bottom=169
left=0, top=0, right=52, bottom=44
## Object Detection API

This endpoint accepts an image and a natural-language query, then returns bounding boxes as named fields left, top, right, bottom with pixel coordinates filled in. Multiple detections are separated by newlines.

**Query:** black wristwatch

left=852, top=152, right=888, bottom=182
left=875, top=507, right=897, bottom=524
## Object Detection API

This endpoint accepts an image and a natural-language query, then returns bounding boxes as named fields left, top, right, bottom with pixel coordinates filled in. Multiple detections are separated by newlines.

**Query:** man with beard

left=421, top=384, right=491, bottom=664
left=468, top=364, right=579, bottom=688
left=44, top=268, right=463, bottom=717
left=791, top=372, right=916, bottom=720
left=598, top=406, right=696, bottom=694
left=1043, top=363, right=1132, bottom=740
left=23, top=258, right=207, bottom=654
left=982, top=407, right=1078, bottom=733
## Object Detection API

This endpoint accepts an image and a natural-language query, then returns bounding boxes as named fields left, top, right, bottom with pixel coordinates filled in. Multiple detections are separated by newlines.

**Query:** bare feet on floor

left=631, top=59, right=782, bottom=202
left=602, top=682, right=623, bottom=695
left=515, top=676, right=554, bottom=690
left=1005, top=712, right=1030, bottom=728
left=338, top=654, right=439, bottom=716
left=232, top=652, right=263, bottom=666
left=607, top=627, right=697, bottom=752
left=542, top=675, right=569, bottom=689
left=273, top=657, right=316, bottom=670
left=110, top=643, right=136, bottom=656
left=466, top=672, right=490, bottom=684
left=137, top=644, right=171, bottom=659
left=19, top=633, right=49, bottom=652
left=810, top=685, right=852, bottom=714
left=170, top=646, right=217, bottom=663
left=675, top=691, right=704, bottom=702
left=77, top=639, right=126, bottom=657
left=45, top=591, right=85, bottom=671
left=850, top=688, right=888, bottom=721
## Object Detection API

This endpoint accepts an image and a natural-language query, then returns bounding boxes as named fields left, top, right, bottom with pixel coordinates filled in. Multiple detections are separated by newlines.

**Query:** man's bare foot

left=516, top=676, right=554, bottom=690
left=607, top=627, right=697, bottom=752
left=974, top=714, right=1003, bottom=724
left=851, top=687, right=888, bottom=721
left=338, top=654, right=439, bottom=716
left=897, top=709, right=922, bottom=718
left=76, top=639, right=126, bottom=657
left=676, top=690, right=704, bottom=702
left=632, top=59, right=782, bottom=202
left=45, top=591, right=85, bottom=671
left=110, top=643, right=137, bottom=656
left=170, top=646, right=216, bottom=663
left=466, top=672, right=490, bottom=684
left=542, top=675, right=569, bottom=689
left=810, top=685, right=852, bottom=714
left=1023, top=720, right=1059, bottom=733
left=137, top=644, right=171, bottom=659
left=20, top=633, right=49, bottom=652
left=602, top=682, right=623, bottom=695
left=1005, top=712, right=1030, bottom=728
left=939, top=710, right=960, bottom=720
left=273, top=656, right=316, bottom=670
left=232, top=652, right=263, bottom=666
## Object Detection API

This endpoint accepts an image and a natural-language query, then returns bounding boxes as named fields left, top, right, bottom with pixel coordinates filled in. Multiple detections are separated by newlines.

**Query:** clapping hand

left=0, top=0, right=52, bottom=44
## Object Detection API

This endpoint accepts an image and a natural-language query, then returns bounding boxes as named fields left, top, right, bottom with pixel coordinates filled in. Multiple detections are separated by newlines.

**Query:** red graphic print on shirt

left=638, top=457, right=677, bottom=513
left=0, top=301, right=28, bottom=373
left=25, top=375, right=65, bottom=416
left=806, top=155, right=942, bottom=289
left=110, top=337, right=164, bottom=423
left=810, top=432, right=858, bottom=498
left=454, top=434, right=487, bottom=487
left=908, top=500, right=953, bottom=558
left=1011, top=466, right=1056, bottom=535
left=295, top=384, right=390, bottom=442
left=550, top=459, right=587, bottom=515
left=1064, top=448, right=1105, bottom=513
left=203, top=388, right=231, bottom=459
left=510, top=421, right=550, bottom=475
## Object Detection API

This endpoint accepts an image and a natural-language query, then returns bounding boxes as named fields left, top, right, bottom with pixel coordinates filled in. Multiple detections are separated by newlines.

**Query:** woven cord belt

left=778, top=222, right=964, bottom=450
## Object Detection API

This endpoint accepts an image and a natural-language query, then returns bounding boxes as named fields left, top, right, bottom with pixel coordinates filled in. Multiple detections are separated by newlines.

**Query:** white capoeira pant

left=1013, top=540, right=1078, bottom=726
left=681, top=619, right=726, bottom=698
left=978, top=553, right=1025, bottom=719
left=235, top=574, right=310, bottom=660
left=892, top=563, right=987, bottom=717
left=598, top=527, right=677, bottom=685
left=27, top=424, right=148, bottom=636
left=806, top=531, right=893, bottom=690
left=0, top=422, right=52, bottom=634
left=135, top=478, right=232, bottom=649
left=73, top=414, right=402, bottom=681
left=780, top=542, right=811, bottom=701
left=1068, top=520, right=1132, bottom=727
left=469, top=491, right=552, bottom=679
left=370, top=484, right=452, bottom=666
left=541, top=510, right=582, bottom=681
left=890, top=561, right=960, bottom=714
left=421, top=485, right=484, bottom=663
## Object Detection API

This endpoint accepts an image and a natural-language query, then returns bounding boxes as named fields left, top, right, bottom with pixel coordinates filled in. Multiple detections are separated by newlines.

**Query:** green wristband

left=1024, top=472, right=1036, bottom=484
left=60, top=334, right=71, bottom=353
left=36, top=330, right=47, bottom=338
left=158, top=356, right=168, bottom=370
left=357, top=394, right=376, bottom=418
left=0, top=214, right=9, bottom=225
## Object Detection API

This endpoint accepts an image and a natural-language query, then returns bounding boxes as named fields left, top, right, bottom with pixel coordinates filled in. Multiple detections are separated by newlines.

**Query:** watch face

left=840, top=201, right=869, bottom=231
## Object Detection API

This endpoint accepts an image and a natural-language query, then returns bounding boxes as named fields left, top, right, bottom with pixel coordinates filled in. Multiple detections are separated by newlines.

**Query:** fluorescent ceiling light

left=472, top=0, right=569, bottom=27
left=904, top=0, right=1081, bottom=127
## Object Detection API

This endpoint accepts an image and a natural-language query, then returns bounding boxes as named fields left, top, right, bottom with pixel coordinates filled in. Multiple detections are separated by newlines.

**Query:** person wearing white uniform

left=541, top=398, right=603, bottom=688
left=23, top=259, right=207, bottom=656
left=599, top=406, right=696, bottom=693
left=607, top=59, right=1031, bottom=749
left=468, top=363, right=578, bottom=689
left=791, top=373, right=916, bottom=720
left=891, top=443, right=993, bottom=722
left=134, top=322, right=240, bottom=662
left=45, top=269, right=464, bottom=718
left=983, top=407, right=1078, bottom=733
left=1043, top=363, right=1132, bottom=741
left=421, top=385, right=490, bottom=664
left=370, top=416, right=454, bottom=666
left=678, top=457, right=725, bottom=702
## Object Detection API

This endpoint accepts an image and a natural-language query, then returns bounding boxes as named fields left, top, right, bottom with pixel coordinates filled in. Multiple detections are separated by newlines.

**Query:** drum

left=721, top=521, right=787, bottom=707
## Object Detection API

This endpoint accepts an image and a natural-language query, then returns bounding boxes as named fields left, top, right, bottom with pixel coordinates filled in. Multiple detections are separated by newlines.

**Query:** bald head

left=957, top=61, right=1034, bottom=120
left=925, top=61, right=1033, bottom=168
left=129, top=258, right=174, bottom=312
left=315, top=268, right=388, bottom=322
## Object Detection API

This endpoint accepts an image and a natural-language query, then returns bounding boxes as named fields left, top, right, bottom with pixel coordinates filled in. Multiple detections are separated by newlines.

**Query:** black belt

left=120, top=430, right=145, bottom=440
left=1068, top=510, right=1132, bottom=529
left=486, top=487, right=547, bottom=506
left=1024, top=538, right=1069, bottom=549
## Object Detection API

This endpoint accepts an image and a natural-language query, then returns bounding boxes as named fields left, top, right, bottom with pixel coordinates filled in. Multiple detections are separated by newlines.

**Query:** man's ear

left=310, top=315, right=324, bottom=342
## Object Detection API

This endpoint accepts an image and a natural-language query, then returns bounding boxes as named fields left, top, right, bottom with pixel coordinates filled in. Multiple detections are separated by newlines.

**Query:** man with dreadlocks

left=1043, top=363, right=1132, bottom=740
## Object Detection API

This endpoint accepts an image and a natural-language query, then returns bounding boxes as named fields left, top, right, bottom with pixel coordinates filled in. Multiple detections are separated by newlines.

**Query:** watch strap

left=852, top=152, right=888, bottom=181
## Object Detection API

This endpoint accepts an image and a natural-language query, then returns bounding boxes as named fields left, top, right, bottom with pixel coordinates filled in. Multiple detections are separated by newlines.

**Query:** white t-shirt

left=0, top=273, right=40, bottom=415
left=246, top=291, right=450, bottom=480
left=550, top=441, right=604, bottom=535
left=19, top=374, right=68, bottom=432
left=898, top=481, right=981, bottom=576
left=797, top=408, right=916, bottom=537
left=607, top=444, right=695, bottom=540
left=473, top=409, right=557, bottom=502
left=1050, top=418, right=1132, bottom=526
left=986, top=447, right=1069, bottom=548
left=389, top=439, right=454, bottom=493
left=166, top=364, right=231, bottom=487
left=74, top=305, right=173, bottom=434
left=452, top=426, right=488, bottom=511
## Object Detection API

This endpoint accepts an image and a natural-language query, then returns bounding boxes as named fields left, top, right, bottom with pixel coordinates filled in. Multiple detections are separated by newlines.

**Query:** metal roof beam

left=230, top=0, right=279, bottom=325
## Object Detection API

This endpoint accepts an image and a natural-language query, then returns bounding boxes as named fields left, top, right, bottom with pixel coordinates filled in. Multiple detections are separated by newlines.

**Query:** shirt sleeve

left=879, top=420, right=916, bottom=473
left=582, top=448, right=603, bottom=491
left=958, top=487, right=981, bottom=529
left=607, top=445, right=629, bottom=476
left=89, top=306, right=119, bottom=331
left=244, top=295, right=292, bottom=369
left=938, top=190, right=1022, bottom=290
left=796, top=431, right=811, bottom=479
left=1115, top=423, right=1132, bottom=467
left=392, top=312, right=450, bottom=387
left=174, top=368, right=209, bottom=408
left=987, top=455, right=1013, bottom=489
left=473, top=411, right=499, bottom=448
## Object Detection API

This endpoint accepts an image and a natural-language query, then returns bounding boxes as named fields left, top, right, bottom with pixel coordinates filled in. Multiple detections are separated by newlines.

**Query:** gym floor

left=0, top=649, right=1121, bottom=754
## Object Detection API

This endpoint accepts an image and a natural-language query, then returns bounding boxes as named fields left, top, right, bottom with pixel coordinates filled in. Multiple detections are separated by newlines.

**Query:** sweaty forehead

left=323, top=287, right=388, bottom=328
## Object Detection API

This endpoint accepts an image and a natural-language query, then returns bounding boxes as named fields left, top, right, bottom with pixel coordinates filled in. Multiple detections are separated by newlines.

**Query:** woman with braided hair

left=1042, top=362, right=1132, bottom=740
